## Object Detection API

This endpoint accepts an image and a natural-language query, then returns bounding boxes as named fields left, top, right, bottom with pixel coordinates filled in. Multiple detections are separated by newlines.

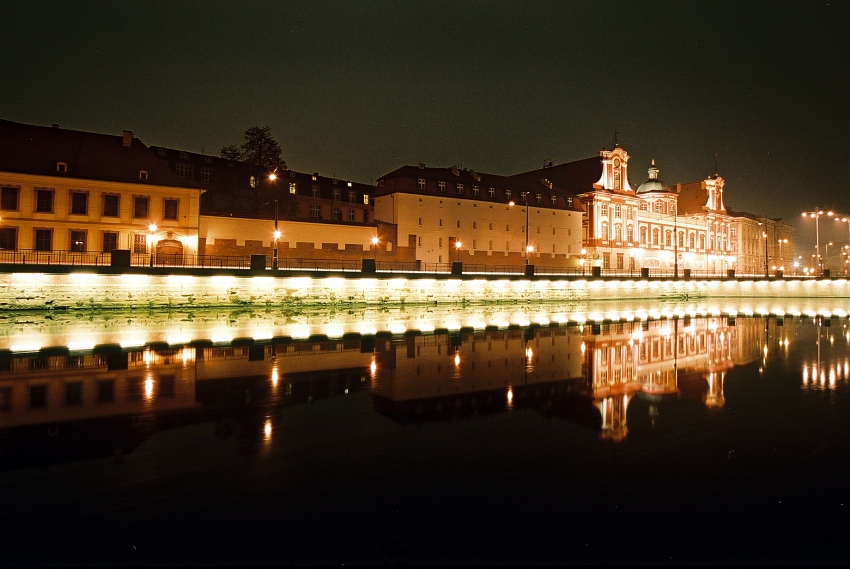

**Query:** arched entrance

left=155, top=238, right=184, bottom=265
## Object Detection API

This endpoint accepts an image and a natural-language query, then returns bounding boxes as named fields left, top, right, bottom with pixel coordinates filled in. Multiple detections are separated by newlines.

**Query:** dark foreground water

left=1, top=314, right=850, bottom=565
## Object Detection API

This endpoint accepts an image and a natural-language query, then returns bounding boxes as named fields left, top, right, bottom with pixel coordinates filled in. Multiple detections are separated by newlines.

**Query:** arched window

left=678, top=231, right=684, bottom=247
left=699, top=234, right=705, bottom=250
left=627, top=225, right=634, bottom=242
left=600, top=222, right=609, bottom=240
left=689, top=233, right=695, bottom=248
left=614, top=224, right=622, bottom=241
left=640, top=203, right=648, bottom=211
left=665, top=230, right=672, bottom=247
left=654, top=201, right=663, bottom=214
left=652, top=228, right=659, bottom=245
left=640, top=227, right=647, bottom=244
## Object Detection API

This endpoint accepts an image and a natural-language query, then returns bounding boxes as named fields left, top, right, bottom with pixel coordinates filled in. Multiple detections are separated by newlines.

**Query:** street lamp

left=455, top=239, right=461, bottom=263
left=825, top=241, right=834, bottom=271
left=508, top=196, right=530, bottom=265
left=802, top=208, right=833, bottom=275
left=836, top=216, right=850, bottom=254
left=148, top=223, right=157, bottom=267
left=371, top=236, right=379, bottom=259
left=268, top=172, right=280, bottom=270
left=777, top=238, right=788, bottom=269
left=762, top=230, right=768, bottom=277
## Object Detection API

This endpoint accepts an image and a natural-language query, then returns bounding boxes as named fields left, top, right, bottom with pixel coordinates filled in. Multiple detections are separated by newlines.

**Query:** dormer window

left=56, top=162, right=68, bottom=173
left=157, top=148, right=168, bottom=156
left=139, top=170, right=149, bottom=181
left=179, top=151, right=188, bottom=159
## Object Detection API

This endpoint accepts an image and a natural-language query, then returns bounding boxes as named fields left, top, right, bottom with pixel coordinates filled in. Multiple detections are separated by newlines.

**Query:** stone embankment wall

left=2, top=270, right=850, bottom=311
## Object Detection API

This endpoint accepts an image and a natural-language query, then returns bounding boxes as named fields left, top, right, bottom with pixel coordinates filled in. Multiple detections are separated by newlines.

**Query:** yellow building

left=0, top=120, right=203, bottom=262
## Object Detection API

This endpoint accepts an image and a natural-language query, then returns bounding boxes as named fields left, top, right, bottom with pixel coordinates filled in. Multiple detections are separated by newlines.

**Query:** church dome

left=636, top=159, right=670, bottom=194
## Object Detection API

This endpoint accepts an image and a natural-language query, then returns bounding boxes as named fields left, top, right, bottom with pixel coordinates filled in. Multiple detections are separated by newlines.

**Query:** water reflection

left=3, top=313, right=849, bottom=470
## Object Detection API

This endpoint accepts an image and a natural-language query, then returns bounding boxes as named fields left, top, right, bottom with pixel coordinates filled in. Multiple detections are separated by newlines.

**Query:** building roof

left=0, top=119, right=201, bottom=189
left=510, top=156, right=609, bottom=195
left=375, top=164, right=583, bottom=211
left=635, top=160, right=671, bottom=195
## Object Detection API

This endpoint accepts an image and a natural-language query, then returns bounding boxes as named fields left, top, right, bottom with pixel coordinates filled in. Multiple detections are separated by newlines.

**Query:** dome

left=636, top=159, right=670, bottom=194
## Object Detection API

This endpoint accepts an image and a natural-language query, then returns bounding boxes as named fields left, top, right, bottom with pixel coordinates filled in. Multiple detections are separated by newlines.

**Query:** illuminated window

left=163, top=199, right=178, bottom=220
left=35, top=189, right=54, bottom=213
left=652, top=228, right=659, bottom=245
left=615, top=205, right=621, bottom=217
left=70, top=230, right=87, bottom=252
left=505, top=190, right=512, bottom=200
left=551, top=195, right=557, bottom=205
left=472, top=185, right=479, bottom=196
left=488, top=188, right=495, bottom=198
left=290, top=182, right=297, bottom=194
left=566, top=197, right=573, bottom=207
left=536, top=193, right=542, bottom=203
left=418, top=179, right=426, bottom=190
left=600, top=203, right=607, bottom=216
left=438, top=181, right=446, bottom=193
left=363, top=194, right=370, bottom=205
left=456, top=183, right=464, bottom=194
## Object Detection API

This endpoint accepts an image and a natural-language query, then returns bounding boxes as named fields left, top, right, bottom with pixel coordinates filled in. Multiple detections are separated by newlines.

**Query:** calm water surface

left=1, top=313, right=849, bottom=565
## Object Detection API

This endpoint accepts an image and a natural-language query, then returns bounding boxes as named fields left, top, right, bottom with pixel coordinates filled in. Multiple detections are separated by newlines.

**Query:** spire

left=612, top=129, right=619, bottom=148
left=713, top=152, right=719, bottom=176
left=648, top=159, right=659, bottom=180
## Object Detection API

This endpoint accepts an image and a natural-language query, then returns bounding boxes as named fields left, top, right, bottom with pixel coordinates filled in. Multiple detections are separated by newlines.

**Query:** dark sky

left=2, top=0, right=849, bottom=252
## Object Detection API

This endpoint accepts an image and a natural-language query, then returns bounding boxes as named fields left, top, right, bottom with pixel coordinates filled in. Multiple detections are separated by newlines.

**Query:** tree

left=220, top=126, right=284, bottom=171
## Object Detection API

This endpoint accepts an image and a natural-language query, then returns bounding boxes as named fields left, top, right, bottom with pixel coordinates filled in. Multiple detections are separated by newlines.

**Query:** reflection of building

left=0, top=120, right=203, bottom=260
left=580, top=317, right=766, bottom=440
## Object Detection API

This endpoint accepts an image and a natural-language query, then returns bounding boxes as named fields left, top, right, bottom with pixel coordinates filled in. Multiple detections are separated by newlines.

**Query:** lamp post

left=268, top=172, right=280, bottom=270
left=455, top=240, right=461, bottom=264
left=673, top=208, right=679, bottom=279
left=836, top=216, right=850, bottom=257
left=371, top=236, right=378, bottom=259
left=802, top=209, right=833, bottom=275
left=825, top=241, right=834, bottom=272
left=762, top=229, right=768, bottom=277
left=508, top=196, right=530, bottom=265
left=777, top=238, right=788, bottom=270
left=148, top=223, right=157, bottom=267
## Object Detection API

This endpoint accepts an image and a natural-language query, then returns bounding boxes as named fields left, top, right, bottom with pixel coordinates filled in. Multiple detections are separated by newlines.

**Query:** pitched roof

left=509, top=156, right=604, bottom=194
left=0, top=119, right=201, bottom=189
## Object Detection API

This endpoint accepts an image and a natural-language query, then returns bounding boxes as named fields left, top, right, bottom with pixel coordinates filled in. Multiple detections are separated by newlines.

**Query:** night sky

left=2, top=0, right=848, bottom=252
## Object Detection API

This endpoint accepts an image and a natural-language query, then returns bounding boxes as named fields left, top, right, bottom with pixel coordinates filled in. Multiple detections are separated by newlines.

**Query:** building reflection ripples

left=3, top=311, right=845, bottom=470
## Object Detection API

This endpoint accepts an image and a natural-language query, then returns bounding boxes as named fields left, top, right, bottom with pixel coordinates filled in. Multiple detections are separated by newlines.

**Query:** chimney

left=51, top=123, right=59, bottom=128
left=418, top=163, right=425, bottom=169
left=122, top=130, right=133, bottom=147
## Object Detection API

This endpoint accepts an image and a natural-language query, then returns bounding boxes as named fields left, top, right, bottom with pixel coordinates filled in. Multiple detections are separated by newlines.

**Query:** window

left=652, top=228, right=659, bottom=245
left=601, top=222, right=609, bottom=239
left=627, top=225, right=634, bottom=242
left=654, top=201, right=663, bottom=214
left=363, top=210, right=369, bottom=223
left=204, top=155, right=213, bottom=163
left=163, top=199, right=179, bottom=220
left=640, top=203, right=647, bottom=211
left=133, top=196, right=149, bottom=218
left=536, top=193, right=542, bottom=203
left=488, top=188, right=495, bottom=198
left=348, top=209, right=355, bottom=221
left=456, top=220, right=461, bottom=228
left=567, top=197, right=573, bottom=207
left=363, top=194, right=370, bottom=205
left=56, top=162, right=68, bottom=173
left=35, top=189, right=54, bottom=213
left=35, top=228, right=52, bottom=251
left=175, top=163, right=193, bottom=178
left=96, top=380, right=115, bottom=403
left=472, top=221, right=477, bottom=229
left=133, top=234, right=147, bottom=253
left=0, top=227, right=17, bottom=250
left=439, top=219, right=443, bottom=227
left=1, top=186, right=18, bottom=210
left=665, top=230, right=672, bottom=247
left=551, top=195, right=557, bottom=205
left=70, top=230, right=87, bottom=252
left=103, top=194, right=120, bottom=217
left=456, top=183, right=464, bottom=194
left=200, top=167, right=212, bottom=182
left=505, top=190, right=512, bottom=200
left=615, top=205, right=621, bottom=217
left=311, top=185, right=319, bottom=198
left=472, top=185, right=479, bottom=196
left=418, top=217, right=422, bottom=226
left=332, top=207, right=342, bottom=220
left=600, top=203, right=608, bottom=216
left=418, top=178, right=426, bottom=190
left=102, top=231, right=118, bottom=252
left=348, top=191, right=356, bottom=202
left=614, top=224, right=622, bottom=241
left=65, top=382, right=83, bottom=406
left=179, top=151, right=188, bottom=159
left=333, top=189, right=341, bottom=201
left=29, top=385, right=47, bottom=409
left=70, top=191, right=88, bottom=215
left=289, top=182, right=297, bottom=194
left=157, top=147, right=168, bottom=156
left=139, top=170, right=148, bottom=181
left=438, top=181, right=446, bottom=193
left=310, top=204, right=321, bottom=218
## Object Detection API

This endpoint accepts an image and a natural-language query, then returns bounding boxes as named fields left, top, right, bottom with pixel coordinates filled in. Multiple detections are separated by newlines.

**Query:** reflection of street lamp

left=802, top=209, right=833, bottom=274
left=455, top=239, right=461, bottom=263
